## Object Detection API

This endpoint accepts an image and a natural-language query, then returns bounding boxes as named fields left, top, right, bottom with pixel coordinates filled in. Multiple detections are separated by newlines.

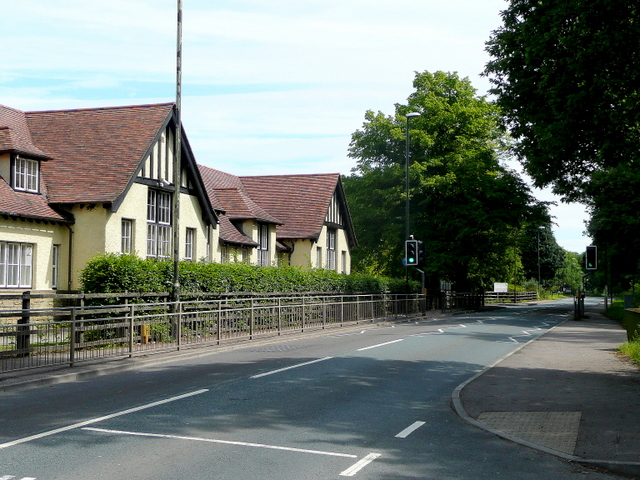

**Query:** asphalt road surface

left=0, top=297, right=625, bottom=479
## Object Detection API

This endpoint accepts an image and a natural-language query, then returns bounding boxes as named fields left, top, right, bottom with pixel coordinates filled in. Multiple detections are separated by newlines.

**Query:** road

left=0, top=298, right=624, bottom=479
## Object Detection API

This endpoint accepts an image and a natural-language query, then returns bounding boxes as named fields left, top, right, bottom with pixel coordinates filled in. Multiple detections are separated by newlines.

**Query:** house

left=0, top=101, right=357, bottom=293
left=200, top=167, right=357, bottom=274
left=0, top=103, right=218, bottom=291
left=199, top=166, right=282, bottom=266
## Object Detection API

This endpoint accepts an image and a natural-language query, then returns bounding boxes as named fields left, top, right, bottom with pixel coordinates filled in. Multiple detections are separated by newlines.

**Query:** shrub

left=80, top=254, right=420, bottom=295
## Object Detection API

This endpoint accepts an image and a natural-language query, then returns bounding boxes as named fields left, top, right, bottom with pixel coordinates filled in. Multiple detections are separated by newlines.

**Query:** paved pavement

left=454, top=302, right=640, bottom=478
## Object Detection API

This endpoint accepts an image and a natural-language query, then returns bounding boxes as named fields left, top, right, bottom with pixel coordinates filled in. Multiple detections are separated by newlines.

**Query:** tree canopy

left=343, top=71, right=550, bottom=291
left=484, top=0, right=640, bottom=201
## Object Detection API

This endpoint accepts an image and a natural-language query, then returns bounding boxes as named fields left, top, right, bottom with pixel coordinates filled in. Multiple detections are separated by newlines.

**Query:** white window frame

left=14, top=157, right=39, bottom=193
left=121, top=219, right=133, bottom=254
left=147, top=189, right=172, bottom=258
left=0, top=242, right=33, bottom=288
left=326, top=228, right=336, bottom=270
left=52, top=244, right=60, bottom=289
left=257, top=224, right=269, bottom=266
left=185, top=228, right=195, bottom=260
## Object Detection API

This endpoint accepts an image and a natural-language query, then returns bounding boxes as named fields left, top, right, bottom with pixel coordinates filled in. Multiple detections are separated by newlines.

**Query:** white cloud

left=1, top=0, right=590, bottom=251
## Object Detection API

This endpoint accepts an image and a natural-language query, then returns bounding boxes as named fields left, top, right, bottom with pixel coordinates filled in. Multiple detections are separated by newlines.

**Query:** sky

left=1, top=0, right=590, bottom=253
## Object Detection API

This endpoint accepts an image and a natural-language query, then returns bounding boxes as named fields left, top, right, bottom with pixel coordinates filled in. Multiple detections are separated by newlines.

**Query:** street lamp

left=405, top=112, right=421, bottom=241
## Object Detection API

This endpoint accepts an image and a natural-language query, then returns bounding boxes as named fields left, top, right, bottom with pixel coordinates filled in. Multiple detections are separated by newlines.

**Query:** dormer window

left=14, top=157, right=39, bottom=193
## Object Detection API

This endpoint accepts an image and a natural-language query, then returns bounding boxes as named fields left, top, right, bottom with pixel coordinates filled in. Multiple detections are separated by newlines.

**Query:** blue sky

left=1, top=0, right=589, bottom=252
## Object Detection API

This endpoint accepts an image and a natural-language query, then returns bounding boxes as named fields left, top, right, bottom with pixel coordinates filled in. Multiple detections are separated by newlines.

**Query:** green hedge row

left=80, top=254, right=418, bottom=295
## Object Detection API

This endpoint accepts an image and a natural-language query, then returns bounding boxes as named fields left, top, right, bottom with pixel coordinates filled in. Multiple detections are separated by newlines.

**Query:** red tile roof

left=240, top=174, right=341, bottom=241
left=199, top=165, right=282, bottom=246
left=0, top=176, right=68, bottom=222
left=0, top=105, right=50, bottom=159
left=24, top=103, right=174, bottom=204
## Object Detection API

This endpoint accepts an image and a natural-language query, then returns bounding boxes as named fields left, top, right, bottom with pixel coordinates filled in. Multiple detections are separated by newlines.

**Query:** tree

left=344, top=71, right=550, bottom=291
left=553, top=251, right=583, bottom=293
left=484, top=0, right=640, bottom=201
left=519, top=224, right=565, bottom=288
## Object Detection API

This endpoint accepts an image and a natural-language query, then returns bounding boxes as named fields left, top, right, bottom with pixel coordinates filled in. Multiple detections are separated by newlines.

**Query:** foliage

left=552, top=251, right=583, bottom=293
left=80, top=253, right=420, bottom=295
left=344, top=70, right=550, bottom=291
left=485, top=0, right=640, bottom=201
left=618, top=341, right=640, bottom=367
left=605, top=299, right=625, bottom=323
left=585, top=164, right=640, bottom=293
left=519, top=224, right=565, bottom=288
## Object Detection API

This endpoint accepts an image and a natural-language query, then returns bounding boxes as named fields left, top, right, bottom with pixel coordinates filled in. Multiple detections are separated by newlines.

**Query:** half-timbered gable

left=0, top=102, right=218, bottom=291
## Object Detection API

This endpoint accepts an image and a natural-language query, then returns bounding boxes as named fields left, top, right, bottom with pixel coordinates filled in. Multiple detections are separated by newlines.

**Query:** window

left=147, top=189, right=172, bottom=258
left=0, top=242, right=33, bottom=288
left=326, top=228, right=336, bottom=270
left=52, top=245, right=60, bottom=289
left=185, top=228, right=195, bottom=260
left=316, top=246, right=322, bottom=269
left=121, top=219, right=133, bottom=254
left=341, top=251, right=347, bottom=274
left=14, top=157, right=39, bottom=193
left=257, top=224, right=269, bottom=266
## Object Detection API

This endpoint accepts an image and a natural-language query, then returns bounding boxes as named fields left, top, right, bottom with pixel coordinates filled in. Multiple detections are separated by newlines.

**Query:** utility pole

left=172, top=0, right=183, bottom=304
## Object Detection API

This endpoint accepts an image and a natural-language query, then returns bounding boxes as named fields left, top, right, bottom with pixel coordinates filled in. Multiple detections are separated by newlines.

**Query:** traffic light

left=405, top=239, right=419, bottom=266
left=585, top=245, right=597, bottom=270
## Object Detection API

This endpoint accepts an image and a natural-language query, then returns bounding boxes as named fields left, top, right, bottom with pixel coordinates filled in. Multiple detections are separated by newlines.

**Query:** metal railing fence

left=483, top=291, right=538, bottom=304
left=0, top=293, right=430, bottom=373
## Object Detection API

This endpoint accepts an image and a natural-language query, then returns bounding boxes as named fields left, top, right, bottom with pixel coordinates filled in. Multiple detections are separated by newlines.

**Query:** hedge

left=80, top=254, right=418, bottom=295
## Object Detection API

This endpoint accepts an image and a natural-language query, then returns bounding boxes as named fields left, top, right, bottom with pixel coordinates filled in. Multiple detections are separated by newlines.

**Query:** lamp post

left=405, top=112, right=421, bottom=241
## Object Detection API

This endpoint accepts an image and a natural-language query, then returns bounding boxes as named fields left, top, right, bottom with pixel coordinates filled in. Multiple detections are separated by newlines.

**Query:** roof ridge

left=25, top=102, right=175, bottom=115
left=240, top=172, right=339, bottom=179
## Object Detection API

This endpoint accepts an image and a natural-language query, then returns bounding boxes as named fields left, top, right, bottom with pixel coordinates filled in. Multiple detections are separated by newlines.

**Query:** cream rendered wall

left=0, top=218, right=69, bottom=291
left=179, top=190, right=214, bottom=261
left=242, top=221, right=277, bottom=266
left=68, top=205, right=108, bottom=288
left=307, top=225, right=351, bottom=274
left=104, top=183, right=214, bottom=260
left=288, top=239, right=314, bottom=269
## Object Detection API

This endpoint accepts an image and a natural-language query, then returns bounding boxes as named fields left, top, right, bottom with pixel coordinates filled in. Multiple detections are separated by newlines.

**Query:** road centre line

left=250, top=357, right=333, bottom=379
left=83, top=427, right=358, bottom=459
left=340, top=453, right=382, bottom=477
left=0, top=389, right=209, bottom=450
left=357, top=339, right=404, bottom=351
left=395, top=421, right=426, bottom=438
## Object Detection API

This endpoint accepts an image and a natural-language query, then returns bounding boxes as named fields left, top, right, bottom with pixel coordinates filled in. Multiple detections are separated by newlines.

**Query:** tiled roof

left=199, top=165, right=282, bottom=245
left=218, top=215, right=258, bottom=247
left=240, top=174, right=340, bottom=240
left=0, top=105, right=50, bottom=159
left=24, top=103, right=174, bottom=204
left=0, top=176, right=68, bottom=222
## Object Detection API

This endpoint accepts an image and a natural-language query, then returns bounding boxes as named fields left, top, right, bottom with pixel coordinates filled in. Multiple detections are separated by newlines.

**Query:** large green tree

left=484, top=0, right=640, bottom=201
left=344, top=71, right=549, bottom=291
left=519, top=223, right=565, bottom=287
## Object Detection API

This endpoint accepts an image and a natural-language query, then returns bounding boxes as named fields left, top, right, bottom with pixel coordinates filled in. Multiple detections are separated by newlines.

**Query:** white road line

left=83, top=427, right=357, bottom=458
left=357, top=339, right=404, bottom=351
left=250, top=357, right=333, bottom=379
left=395, top=421, right=426, bottom=438
left=0, top=477, right=36, bottom=480
left=0, top=389, right=209, bottom=450
left=340, top=453, right=382, bottom=476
